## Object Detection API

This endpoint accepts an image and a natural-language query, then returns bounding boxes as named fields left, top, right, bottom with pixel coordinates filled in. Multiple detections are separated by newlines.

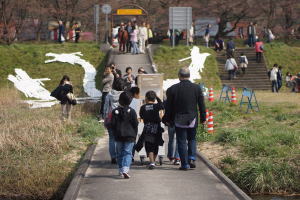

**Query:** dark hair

left=240, top=52, right=245, bottom=56
left=145, top=90, right=157, bottom=102
left=119, top=91, right=132, bottom=106
left=130, top=87, right=140, bottom=96
left=273, top=64, right=278, bottom=67
left=278, top=66, right=282, bottom=70
left=138, top=67, right=147, bottom=74
left=60, top=75, right=70, bottom=85
left=126, top=67, right=132, bottom=73
left=105, top=65, right=112, bottom=69
left=112, top=78, right=125, bottom=91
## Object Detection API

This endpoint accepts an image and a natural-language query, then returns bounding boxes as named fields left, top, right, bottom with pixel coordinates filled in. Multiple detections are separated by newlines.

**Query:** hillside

left=0, top=42, right=105, bottom=97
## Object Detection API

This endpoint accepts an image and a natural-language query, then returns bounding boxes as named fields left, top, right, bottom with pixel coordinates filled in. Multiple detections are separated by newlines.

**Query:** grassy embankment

left=153, top=44, right=222, bottom=89
left=154, top=44, right=300, bottom=195
left=0, top=42, right=106, bottom=199
left=0, top=42, right=106, bottom=96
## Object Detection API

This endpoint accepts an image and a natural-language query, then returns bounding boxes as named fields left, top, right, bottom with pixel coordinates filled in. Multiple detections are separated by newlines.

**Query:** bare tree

left=0, top=0, right=30, bottom=44
left=279, top=0, right=298, bottom=39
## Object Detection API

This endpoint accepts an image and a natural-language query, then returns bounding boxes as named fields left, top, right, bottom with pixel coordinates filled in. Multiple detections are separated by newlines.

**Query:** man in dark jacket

left=163, top=67, right=206, bottom=170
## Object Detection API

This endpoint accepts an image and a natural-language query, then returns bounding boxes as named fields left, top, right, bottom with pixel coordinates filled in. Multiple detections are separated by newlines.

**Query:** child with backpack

left=139, top=91, right=164, bottom=170
left=111, top=91, right=139, bottom=179
left=239, top=53, right=248, bottom=75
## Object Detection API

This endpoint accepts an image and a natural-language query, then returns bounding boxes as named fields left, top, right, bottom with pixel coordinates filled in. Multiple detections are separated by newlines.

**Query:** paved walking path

left=73, top=48, right=250, bottom=200
left=76, top=134, right=240, bottom=200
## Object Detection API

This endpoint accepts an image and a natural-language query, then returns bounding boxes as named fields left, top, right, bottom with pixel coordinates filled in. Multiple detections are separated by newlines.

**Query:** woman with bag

left=225, top=55, right=238, bottom=80
left=103, top=78, right=125, bottom=164
left=51, top=75, right=75, bottom=121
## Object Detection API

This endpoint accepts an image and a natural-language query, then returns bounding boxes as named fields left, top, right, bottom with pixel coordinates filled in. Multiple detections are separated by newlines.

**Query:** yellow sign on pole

left=117, top=9, right=143, bottom=15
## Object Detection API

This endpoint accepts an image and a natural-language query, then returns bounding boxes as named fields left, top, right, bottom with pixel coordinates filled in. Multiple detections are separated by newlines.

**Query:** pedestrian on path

left=103, top=78, right=125, bottom=164
left=189, top=23, right=195, bottom=46
left=269, top=64, right=279, bottom=93
left=100, top=66, right=114, bottom=120
left=255, top=39, right=264, bottom=63
left=277, top=66, right=283, bottom=91
left=125, top=21, right=133, bottom=53
left=203, top=24, right=211, bottom=48
left=247, top=22, right=256, bottom=47
left=123, top=67, right=135, bottom=88
left=225, top=55, right=238, bottom=80
left=239, top=52, right=248, bottom=75
left=111, top=91, right=139, bottom=179
left=214, top=36, right=224, bottom=52
left=58, top=20, right=65, bottom=43
left=226, top=38, right=235, bottom=58
left=147, top=23, right=153, bottom=45
left=167, top=125, right=180, bottom=165
left=130, top=25, right=140, bottom=55
left=118, top=25, right=129, bottom=53
left=73, top=22, right=81, bottom=43
left=51, top=75, right=74, bottom=121
left=139, top=22, right=148, bottom=53
left=163, top=67, right=206, bottom=170
left=139, top=91, right=164, bottom=170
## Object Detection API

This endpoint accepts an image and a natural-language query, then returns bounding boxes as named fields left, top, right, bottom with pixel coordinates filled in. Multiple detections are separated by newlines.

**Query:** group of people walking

left=116, top=21, right=153, bottom=54
left=57, top=20, right=81, bottom=43
left=100, top=66, right=206, bottom=178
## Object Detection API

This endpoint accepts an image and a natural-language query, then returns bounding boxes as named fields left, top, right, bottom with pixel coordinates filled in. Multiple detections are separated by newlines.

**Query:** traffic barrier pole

left=231, top=87, right=237, bottom=104
left=207, top=112, right=214, bottom=134
left=208, top=87, right=214, bottom=102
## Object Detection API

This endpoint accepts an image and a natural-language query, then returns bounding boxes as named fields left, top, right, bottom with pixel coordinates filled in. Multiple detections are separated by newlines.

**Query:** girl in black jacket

left=111, top=91, right=138, bottom=179
left=58, top=75, right=73, bottom=121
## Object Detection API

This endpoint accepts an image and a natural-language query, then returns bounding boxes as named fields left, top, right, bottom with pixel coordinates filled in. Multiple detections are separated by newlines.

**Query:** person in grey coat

left=103, top=78, right=125, bottom=164
left=100, top=66, right=114, bottom=119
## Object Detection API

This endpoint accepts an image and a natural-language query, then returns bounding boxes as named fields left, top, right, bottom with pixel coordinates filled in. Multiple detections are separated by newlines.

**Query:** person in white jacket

left=138, top=22, right=148, bottom=53
left=225, top=55, right=238, bottom=80
left=239, top=52, right=249, bottom=75
left=269, top=64, right=279, bottom=93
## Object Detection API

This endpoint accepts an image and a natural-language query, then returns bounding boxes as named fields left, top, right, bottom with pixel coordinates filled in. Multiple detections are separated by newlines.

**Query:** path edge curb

left=63, top=143, right=97, bottom=200
left=197, top=152, right=252, bottom=200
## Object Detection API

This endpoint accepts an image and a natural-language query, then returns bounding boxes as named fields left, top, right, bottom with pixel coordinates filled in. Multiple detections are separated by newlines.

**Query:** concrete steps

left=217, top=48, right=271, bottom=90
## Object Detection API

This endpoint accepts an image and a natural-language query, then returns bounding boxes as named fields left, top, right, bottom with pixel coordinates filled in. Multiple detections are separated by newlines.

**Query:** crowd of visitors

left=114, top=21, right=153, bottom=54
left=99, top=66, right=206, bottom=178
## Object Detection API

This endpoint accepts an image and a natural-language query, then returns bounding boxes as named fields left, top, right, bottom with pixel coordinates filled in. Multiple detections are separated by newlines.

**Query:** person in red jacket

left=255, top=38, right=264, bottom=63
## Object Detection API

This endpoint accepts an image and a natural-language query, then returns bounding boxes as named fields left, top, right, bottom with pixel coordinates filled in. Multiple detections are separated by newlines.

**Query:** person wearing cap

left=163, top=67, right=206, bottom=170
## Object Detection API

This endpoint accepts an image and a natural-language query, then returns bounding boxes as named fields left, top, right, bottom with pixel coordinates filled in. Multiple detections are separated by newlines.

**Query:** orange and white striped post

left=208, top=87, right=214, bottom=102
left=231, top=87, right=237, bottom=104
left=207, top=112, right=214, bottom=134
left=205, top=109, right=209, bottom=122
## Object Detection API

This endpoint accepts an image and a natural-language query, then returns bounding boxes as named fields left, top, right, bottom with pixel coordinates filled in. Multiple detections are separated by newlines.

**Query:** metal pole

left=105, top=14, right=108, bottom=44
left=186, top=8, right=189, bottom=46
left=172, top=28, right=175, bottom=47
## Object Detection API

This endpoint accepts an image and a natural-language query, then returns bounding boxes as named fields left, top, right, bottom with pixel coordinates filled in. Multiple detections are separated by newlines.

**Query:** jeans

left=271, top=80, right=278, bottom=93
left=167, top=126, right=179, bottom=160
left=256, top=52, right=262, bottom=63
left=108, top=128, right=117, bottom=159
left=175, top=127, right=197, bottom=169
left=116, top=141, right=134, bottom=173
left=228, top=69, right=235, bottom=80
left=131, top=41, right=139, bottom=54
left=248, top=34, right=255, bottom=47
left=277, top=80, right=282, bottom=91
left=100, top=92, right=108, bottom=117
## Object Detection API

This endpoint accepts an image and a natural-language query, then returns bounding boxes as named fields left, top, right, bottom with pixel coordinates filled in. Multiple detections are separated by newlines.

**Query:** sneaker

left=119, top=172, right=124, bottom=178
left=179, top=167, right=188, bottom=171
left=123, top=172, right=130, bottom=179
left=174, top=159, right=180, bottom=165
left=98, top=119, right=104, bottom=123
left=111, top=158, right=117, bottom=164
left=189, top=159, right=196, bottom=168
left=148, top=163, right=155, bottom=170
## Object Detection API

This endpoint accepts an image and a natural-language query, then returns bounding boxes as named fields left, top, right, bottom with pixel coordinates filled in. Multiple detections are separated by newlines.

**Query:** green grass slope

left=0, top=42, right=105, bottom=97
left=198, top=94, right=300, bottom=194
left=153, top=45, right=222, bottom=89
left=264, top=42, right=300, bottom=75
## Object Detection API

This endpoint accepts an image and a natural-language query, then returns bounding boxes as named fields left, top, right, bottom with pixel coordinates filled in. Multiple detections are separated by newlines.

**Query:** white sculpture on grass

left=8, top=52, right=101, bottom=108
left=163, top=46, right=210, bottom=91
left=45, top=52, right=101, bottom=98
left=7, top=69, right=57, bottom=108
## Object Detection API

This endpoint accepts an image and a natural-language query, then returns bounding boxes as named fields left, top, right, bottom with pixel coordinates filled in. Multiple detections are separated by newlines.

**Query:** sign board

left=94, top=4, right=100, bottom=25
left=117, top=9, right=143, bottom=15
left=137, top=74, right=164, bottom=100
left=102, top=4, right=111, bottom=14
left=169, top=7, right=192, bottom=30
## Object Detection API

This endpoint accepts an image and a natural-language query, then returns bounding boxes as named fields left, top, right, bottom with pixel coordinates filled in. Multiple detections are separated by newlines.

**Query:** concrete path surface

left=76, top=134, right=240, bottom=200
